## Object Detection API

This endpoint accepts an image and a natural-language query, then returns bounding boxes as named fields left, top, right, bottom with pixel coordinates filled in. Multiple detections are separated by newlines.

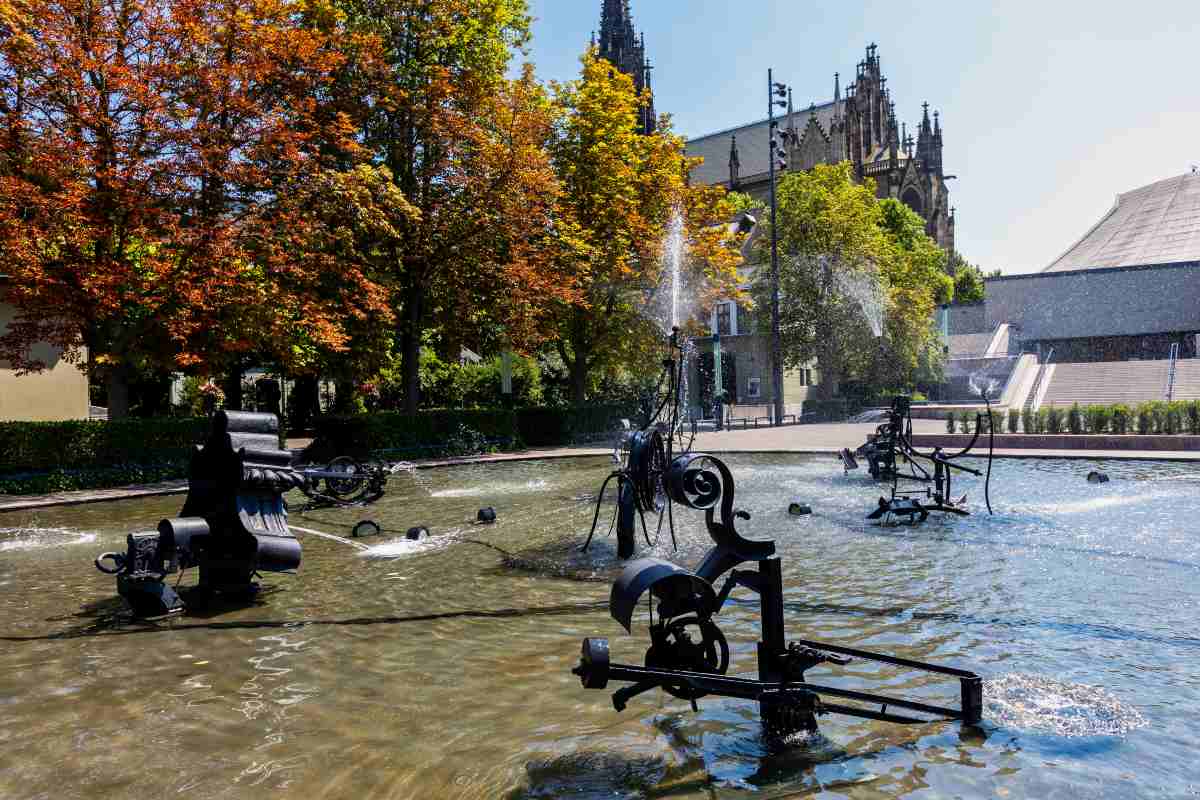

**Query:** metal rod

left=768, top=68, right=784, bottom=427
left=602, top=662, right=965, bottom=720
left=787, top=638, right=978, bottom=678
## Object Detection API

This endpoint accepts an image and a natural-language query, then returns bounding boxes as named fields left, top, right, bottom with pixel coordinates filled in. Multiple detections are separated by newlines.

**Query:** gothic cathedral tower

left=595, top=0, right=656, bottom=135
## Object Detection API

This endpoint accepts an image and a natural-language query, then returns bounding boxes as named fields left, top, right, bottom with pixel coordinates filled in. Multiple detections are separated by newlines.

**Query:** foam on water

left=984, top=673, right=1147, bottom=737
left=359, top=527, right=464, bottom=559
left=430, top=478, right=550, bottom=499
left=0, top=526, right=97, bottom=552
left=1023, top=489, right=1172, bottom=515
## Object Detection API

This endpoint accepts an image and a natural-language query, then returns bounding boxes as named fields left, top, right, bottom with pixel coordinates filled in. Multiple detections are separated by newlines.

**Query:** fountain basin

left=0, top=454, right=1195, bottom=798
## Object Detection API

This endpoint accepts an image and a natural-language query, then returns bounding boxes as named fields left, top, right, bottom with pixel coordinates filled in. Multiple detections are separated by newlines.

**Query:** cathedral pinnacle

left=596, top=0, right=656, bottom=134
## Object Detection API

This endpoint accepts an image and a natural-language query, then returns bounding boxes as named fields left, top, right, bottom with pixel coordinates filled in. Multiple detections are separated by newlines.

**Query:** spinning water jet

left=94, top=412, right=302, bottom=617
left=570, top=449, right=983, bottom=740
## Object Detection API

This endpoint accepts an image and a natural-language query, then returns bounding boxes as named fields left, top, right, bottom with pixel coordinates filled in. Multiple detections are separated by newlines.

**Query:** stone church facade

left=686, top=44, right=957, bottom=253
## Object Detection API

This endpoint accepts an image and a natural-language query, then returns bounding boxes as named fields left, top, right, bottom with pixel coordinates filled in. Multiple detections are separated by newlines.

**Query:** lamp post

left=767, top=70, right=788, bottom=426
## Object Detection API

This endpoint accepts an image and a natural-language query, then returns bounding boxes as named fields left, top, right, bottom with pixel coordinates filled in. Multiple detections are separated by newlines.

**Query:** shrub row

left=303, top=404, right=636, bottom=462
left=0, top=417, right=208, bottom=475
left=945, top=400, right=1200, bottom=435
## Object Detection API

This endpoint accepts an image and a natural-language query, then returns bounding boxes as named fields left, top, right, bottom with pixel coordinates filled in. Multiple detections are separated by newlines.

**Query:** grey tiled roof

left=1045, top=172, right=1200, bottom=272
left=686, top=100, right=839, bottom=186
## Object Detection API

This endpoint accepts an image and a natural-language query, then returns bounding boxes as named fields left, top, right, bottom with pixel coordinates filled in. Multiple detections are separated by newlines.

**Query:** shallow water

left=1, top=454, right=1198, bottom=798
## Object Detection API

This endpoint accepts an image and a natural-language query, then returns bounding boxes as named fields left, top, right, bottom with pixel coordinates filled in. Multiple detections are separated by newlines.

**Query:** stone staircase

left=1172, top=358, right=1200, bottom=400
left=1039, top=359, right=1200, bottom=407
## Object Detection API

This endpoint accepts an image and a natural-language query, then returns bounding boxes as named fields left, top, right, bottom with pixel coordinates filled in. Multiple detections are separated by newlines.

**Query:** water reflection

left=0, top=454, right=1196, bottom=798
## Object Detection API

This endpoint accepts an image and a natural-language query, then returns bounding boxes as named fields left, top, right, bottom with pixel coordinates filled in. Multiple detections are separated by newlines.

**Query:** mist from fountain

left=835, top=268, right=885, bottom=337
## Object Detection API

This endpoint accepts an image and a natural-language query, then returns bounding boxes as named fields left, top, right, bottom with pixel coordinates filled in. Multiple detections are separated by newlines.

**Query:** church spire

left=729, top=133, right=740, bottom=189
left=596, top=0, right=656, bottom=134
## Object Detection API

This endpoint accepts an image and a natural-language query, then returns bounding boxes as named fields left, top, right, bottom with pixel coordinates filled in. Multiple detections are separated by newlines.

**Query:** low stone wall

left=911, top=433, right=1200, bottom=452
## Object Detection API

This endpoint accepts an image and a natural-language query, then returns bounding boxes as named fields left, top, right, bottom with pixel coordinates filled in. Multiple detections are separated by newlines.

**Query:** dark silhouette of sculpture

left=95, top=411, right=303, bottom=616
left=571, top=449, right=983, bottom=740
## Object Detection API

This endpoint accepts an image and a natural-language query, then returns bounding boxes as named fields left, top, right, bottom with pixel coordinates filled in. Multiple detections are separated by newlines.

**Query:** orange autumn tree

left=545, top=51, right=744, bottom=403
left=0, top=0, right=391, bottom=417
left=338, top=0, right=572, bottom=412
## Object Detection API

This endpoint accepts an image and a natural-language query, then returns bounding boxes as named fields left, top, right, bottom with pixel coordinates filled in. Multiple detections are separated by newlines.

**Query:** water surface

left=1, top=454, right=1197, bottom=798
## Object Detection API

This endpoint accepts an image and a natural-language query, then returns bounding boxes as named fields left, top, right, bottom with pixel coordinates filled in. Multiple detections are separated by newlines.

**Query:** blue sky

left=520, top=0, right=1200, bottom=274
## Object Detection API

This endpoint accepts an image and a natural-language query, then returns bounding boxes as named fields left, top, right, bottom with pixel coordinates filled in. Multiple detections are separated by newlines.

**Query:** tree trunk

left=400, top=278, right=425, bottom=414
left=106, top=367, right=130, bottom=420
left=288, top=374, right=320, bottom=432
left=569, top=354, right=589, bottom=405
left=333, top=378, right=357, bottom=413
left=222, top=365, right=244, bottom=411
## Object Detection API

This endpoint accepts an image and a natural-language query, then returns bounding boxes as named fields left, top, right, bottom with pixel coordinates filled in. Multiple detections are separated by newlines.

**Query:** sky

left=519, top=0, right=1200, bottom=274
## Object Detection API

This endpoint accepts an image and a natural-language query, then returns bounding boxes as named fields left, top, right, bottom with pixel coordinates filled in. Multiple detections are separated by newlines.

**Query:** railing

left=1024, top=347, right=1054, bottom=412
left=1166, top=342, right=1180, bottom=400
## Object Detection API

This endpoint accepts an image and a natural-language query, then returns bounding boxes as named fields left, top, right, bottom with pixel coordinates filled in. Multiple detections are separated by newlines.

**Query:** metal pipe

left=768, top=68, right=784, bottom=427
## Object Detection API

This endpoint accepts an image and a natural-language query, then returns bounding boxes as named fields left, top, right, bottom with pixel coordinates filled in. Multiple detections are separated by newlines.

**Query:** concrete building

left=0, top=284, right=90, bottom=421
left=943, top=172, right=1200, bottom=408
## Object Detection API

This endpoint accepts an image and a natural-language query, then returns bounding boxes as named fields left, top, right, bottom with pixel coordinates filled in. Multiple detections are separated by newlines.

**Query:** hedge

left=1008, top=400, right=1200, bottom=434
left=304, top=404, right=635, bottom=462
left=0, top=417, right=209, bottom=495
left=0, top=417, right=208, bottom=474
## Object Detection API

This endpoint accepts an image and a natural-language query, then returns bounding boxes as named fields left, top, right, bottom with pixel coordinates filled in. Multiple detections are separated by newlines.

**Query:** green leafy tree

left=543, top=51, right=743, bottom=403
left=950, top=257, right=987, bottom=303
left=750, top=163, right=950, bottom=400
left=335, top=0, right=570, bottom=412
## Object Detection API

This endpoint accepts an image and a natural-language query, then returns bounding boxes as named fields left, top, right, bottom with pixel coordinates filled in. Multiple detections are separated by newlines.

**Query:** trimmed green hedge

left=305, top=404, right=635, bottom=462
left=1013, top=400, right=1200, bottom=434
left=0, top=417, right=207, bottom=473
left=0, top=417, right=209, bottom=495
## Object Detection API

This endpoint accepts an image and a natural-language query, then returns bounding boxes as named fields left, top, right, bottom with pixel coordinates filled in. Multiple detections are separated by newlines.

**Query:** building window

left=747, top=377, right=761, bottom=398
left=716, top=303, right=732, bottom=336
left=799, top=368, right=815, bottom=386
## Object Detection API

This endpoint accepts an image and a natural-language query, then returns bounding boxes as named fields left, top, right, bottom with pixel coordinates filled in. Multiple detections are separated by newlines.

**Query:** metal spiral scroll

left=666, top=453, right=728, bottom=512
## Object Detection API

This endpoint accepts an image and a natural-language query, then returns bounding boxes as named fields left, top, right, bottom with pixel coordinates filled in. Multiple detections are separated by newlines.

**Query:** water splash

left=984, top=673, right=1147, bottom=737
left=834, top=269, right=884, bottom=337
left=656, top=207, right=688, bottom=333
left=0, top=526, right=97, bottom=552
left=968, top=370, right=1001, bottom=401
left=360, top=527, right=463, bottom=560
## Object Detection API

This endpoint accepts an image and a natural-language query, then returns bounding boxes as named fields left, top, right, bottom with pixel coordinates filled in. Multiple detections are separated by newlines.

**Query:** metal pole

left=768, top=69, right=784, bottom=427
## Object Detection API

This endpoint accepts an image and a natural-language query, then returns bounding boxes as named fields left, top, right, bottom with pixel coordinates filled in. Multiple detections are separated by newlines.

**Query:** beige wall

left=0, top=302, right=89, bottom=421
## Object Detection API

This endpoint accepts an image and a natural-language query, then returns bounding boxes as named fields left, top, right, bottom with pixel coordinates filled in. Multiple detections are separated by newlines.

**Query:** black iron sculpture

left=846, top=396, right=995, bottom=524
left=293, top=456, right=398, bottom=510
left=95, top=411, right=303, bottom=617
left=570, top=451, right=983, bottom=740
left=582, top=327, right=690, bottom=559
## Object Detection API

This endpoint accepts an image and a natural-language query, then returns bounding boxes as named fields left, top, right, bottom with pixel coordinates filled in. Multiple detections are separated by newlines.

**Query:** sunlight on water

left=1, top=454, right=1197, bottom=799
left=985, top=673, right=1147, bottom=737
left=0, top=526, right=97, bottom=552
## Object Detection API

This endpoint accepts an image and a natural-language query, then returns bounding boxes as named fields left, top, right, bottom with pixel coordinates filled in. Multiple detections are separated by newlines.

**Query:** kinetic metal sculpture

left=293, top=456, right=399, bottom=511
left=570, top=450, right=983, bottom=739
left=845, top=396, right=994, bottom=523
left=582, top=327, right=691, bottom=559
left=95, top=411, right=303, bottom=617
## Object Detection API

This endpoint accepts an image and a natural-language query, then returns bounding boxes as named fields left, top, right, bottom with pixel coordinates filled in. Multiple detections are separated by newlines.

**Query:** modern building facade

left=943, top=172, right=1200, bottom=407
